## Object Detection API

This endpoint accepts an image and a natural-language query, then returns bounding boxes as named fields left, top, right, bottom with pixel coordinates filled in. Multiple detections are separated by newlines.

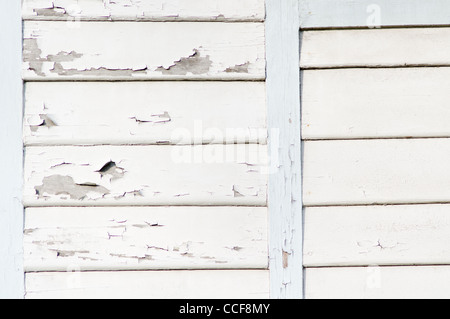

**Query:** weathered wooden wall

left=22, top=0, right=269, bottom=299
left=301, top=1, right=450, bottom=299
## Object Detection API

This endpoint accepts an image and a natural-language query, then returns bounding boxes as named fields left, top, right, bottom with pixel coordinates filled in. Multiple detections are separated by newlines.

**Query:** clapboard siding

left=24, top=206, right=268, bottom=272
left=304, top=204, right=450, bottom=267
left=24, top=81, right=266, bottom=146
left=300, top=28, right=450, bottom=69
left=306, top=266, right=450, bottom=299
left=25, top=270, right=270, bottom=299
left=23, top=21, right=265, bottom=81
left=303, top=139, right=450, bottom=206
left=24, top=145, right=267, bottom=207
left=299, top=0, right=450, bottom=29
left=302, top=68, right=450, bottom=139
left=23, top=0, right=265, bottom=22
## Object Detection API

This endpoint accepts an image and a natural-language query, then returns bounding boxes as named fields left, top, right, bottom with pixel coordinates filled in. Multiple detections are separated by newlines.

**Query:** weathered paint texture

left=24, top=82, right=266, bottom=145
left=266, top=0, right=303, bottom=299
left=300, top=1, right=450, bottom=300
left=23, top=21, right=265, bottom=80
left=24, top=145, right=268, bottom=206
left=22, top=0, right=270, bottom=300
left=24, top=206, right=268, bottom=271
left=23, top=0, right=265, bottom=22
left=304, top=204, right=450, bottom=267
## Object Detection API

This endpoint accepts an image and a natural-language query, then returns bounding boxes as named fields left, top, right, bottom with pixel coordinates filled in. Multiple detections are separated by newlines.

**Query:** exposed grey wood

left=0, top=0, right=24, bottom=299
left=266, top=0, right=303, bottom=299
left=24, top=206, right=268, bottom=271
left=23, top=21, right=265, bottom=81
left=24, top=145, right=267, bottom=207
left=300, top=0, right=450, bottom=29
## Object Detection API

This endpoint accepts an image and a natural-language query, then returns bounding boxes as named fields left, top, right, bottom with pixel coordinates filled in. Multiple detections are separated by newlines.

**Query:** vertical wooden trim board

left=266, top=0, right=303, bottom=298
left=0, top=0, right=24, bottom=298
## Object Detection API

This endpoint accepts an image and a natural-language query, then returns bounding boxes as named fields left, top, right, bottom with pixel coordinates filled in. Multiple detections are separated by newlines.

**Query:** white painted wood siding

left=22, top=1, right=269, bottom=299
left=303, top=139, right=450, bottom=206
left=300, top=1, right=450, bottom=299
left=23, top=0, right=265, bottom=22
left=24, top=82, right=266, bottom=146
left=302, top=68, right=450, bottom=139
left=26, top=270, right=270, bottom=299
left=306, top=266, right=450, bottom=299
left=24, top=145, right=267, bottom=207
left=304, top=204, right=450, bottom=267
left=23, top=21, right=265, bottom=81
left=24, top=207, right=268, bottom=272
left=301, top=28, right=450, bottom=68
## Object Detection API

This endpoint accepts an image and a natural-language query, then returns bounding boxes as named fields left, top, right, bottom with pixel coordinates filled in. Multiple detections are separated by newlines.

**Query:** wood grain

left=304, top=204, right=450, bottom=267
left=24, top=206, right=268, bottom=272
left=302, top=67, right=450, bottom=139
left=303, top=139, right=450, bottom=206
left=25, top=270, right=270, bottom=299
left=24, top=81, right=266, bottom=146
left=23, top=0, right=265, bottom=22
left=24, top=145, right=267, bottom=207
left=301, top=28, right=450, bottom=68
left=306, top=266, right=450, bottom=299
left=23, top=21, right=265, bottom=81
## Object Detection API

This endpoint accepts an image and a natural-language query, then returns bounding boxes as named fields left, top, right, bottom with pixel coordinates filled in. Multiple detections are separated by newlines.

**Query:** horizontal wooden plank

left=24, top=81, right=267, bottom=146
left=304, top=204, right=450, bottom=267
left=300, top=28, right=450, bottom=68
left=25, top=270, right=270, bottom=299
left=23, top=21, right=265, bottom=81
left=306, top=266, right=450, bottom=299
left=302, top=68, right=450, bottom=139
left=23, top=145, right=267, bottom=207
left=24, top=206, right=268, bottom=272
left=303, top=139, right=450, bottom=206
left=300, top=0, right=450, bottom=29
left=23, top=0, right=265, bottom=21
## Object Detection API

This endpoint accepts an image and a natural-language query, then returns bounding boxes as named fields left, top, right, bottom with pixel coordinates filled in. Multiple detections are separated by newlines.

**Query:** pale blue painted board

left=300, top=0, right=450, bottom=29
left=266, top=0, right=303, bottom=299
left=0, top=0, right=24, bottom=298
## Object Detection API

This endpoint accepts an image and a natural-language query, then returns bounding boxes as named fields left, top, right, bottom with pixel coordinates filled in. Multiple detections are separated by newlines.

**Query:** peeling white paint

left=24, top=145, right=268, bottom=206
left=24, top=206, right=268, bottom=271
left=24, top=82, right=267, bottom=145
left=22, top=0, right=265, bottom=21
left=23, top=21, right=266, bottom=80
